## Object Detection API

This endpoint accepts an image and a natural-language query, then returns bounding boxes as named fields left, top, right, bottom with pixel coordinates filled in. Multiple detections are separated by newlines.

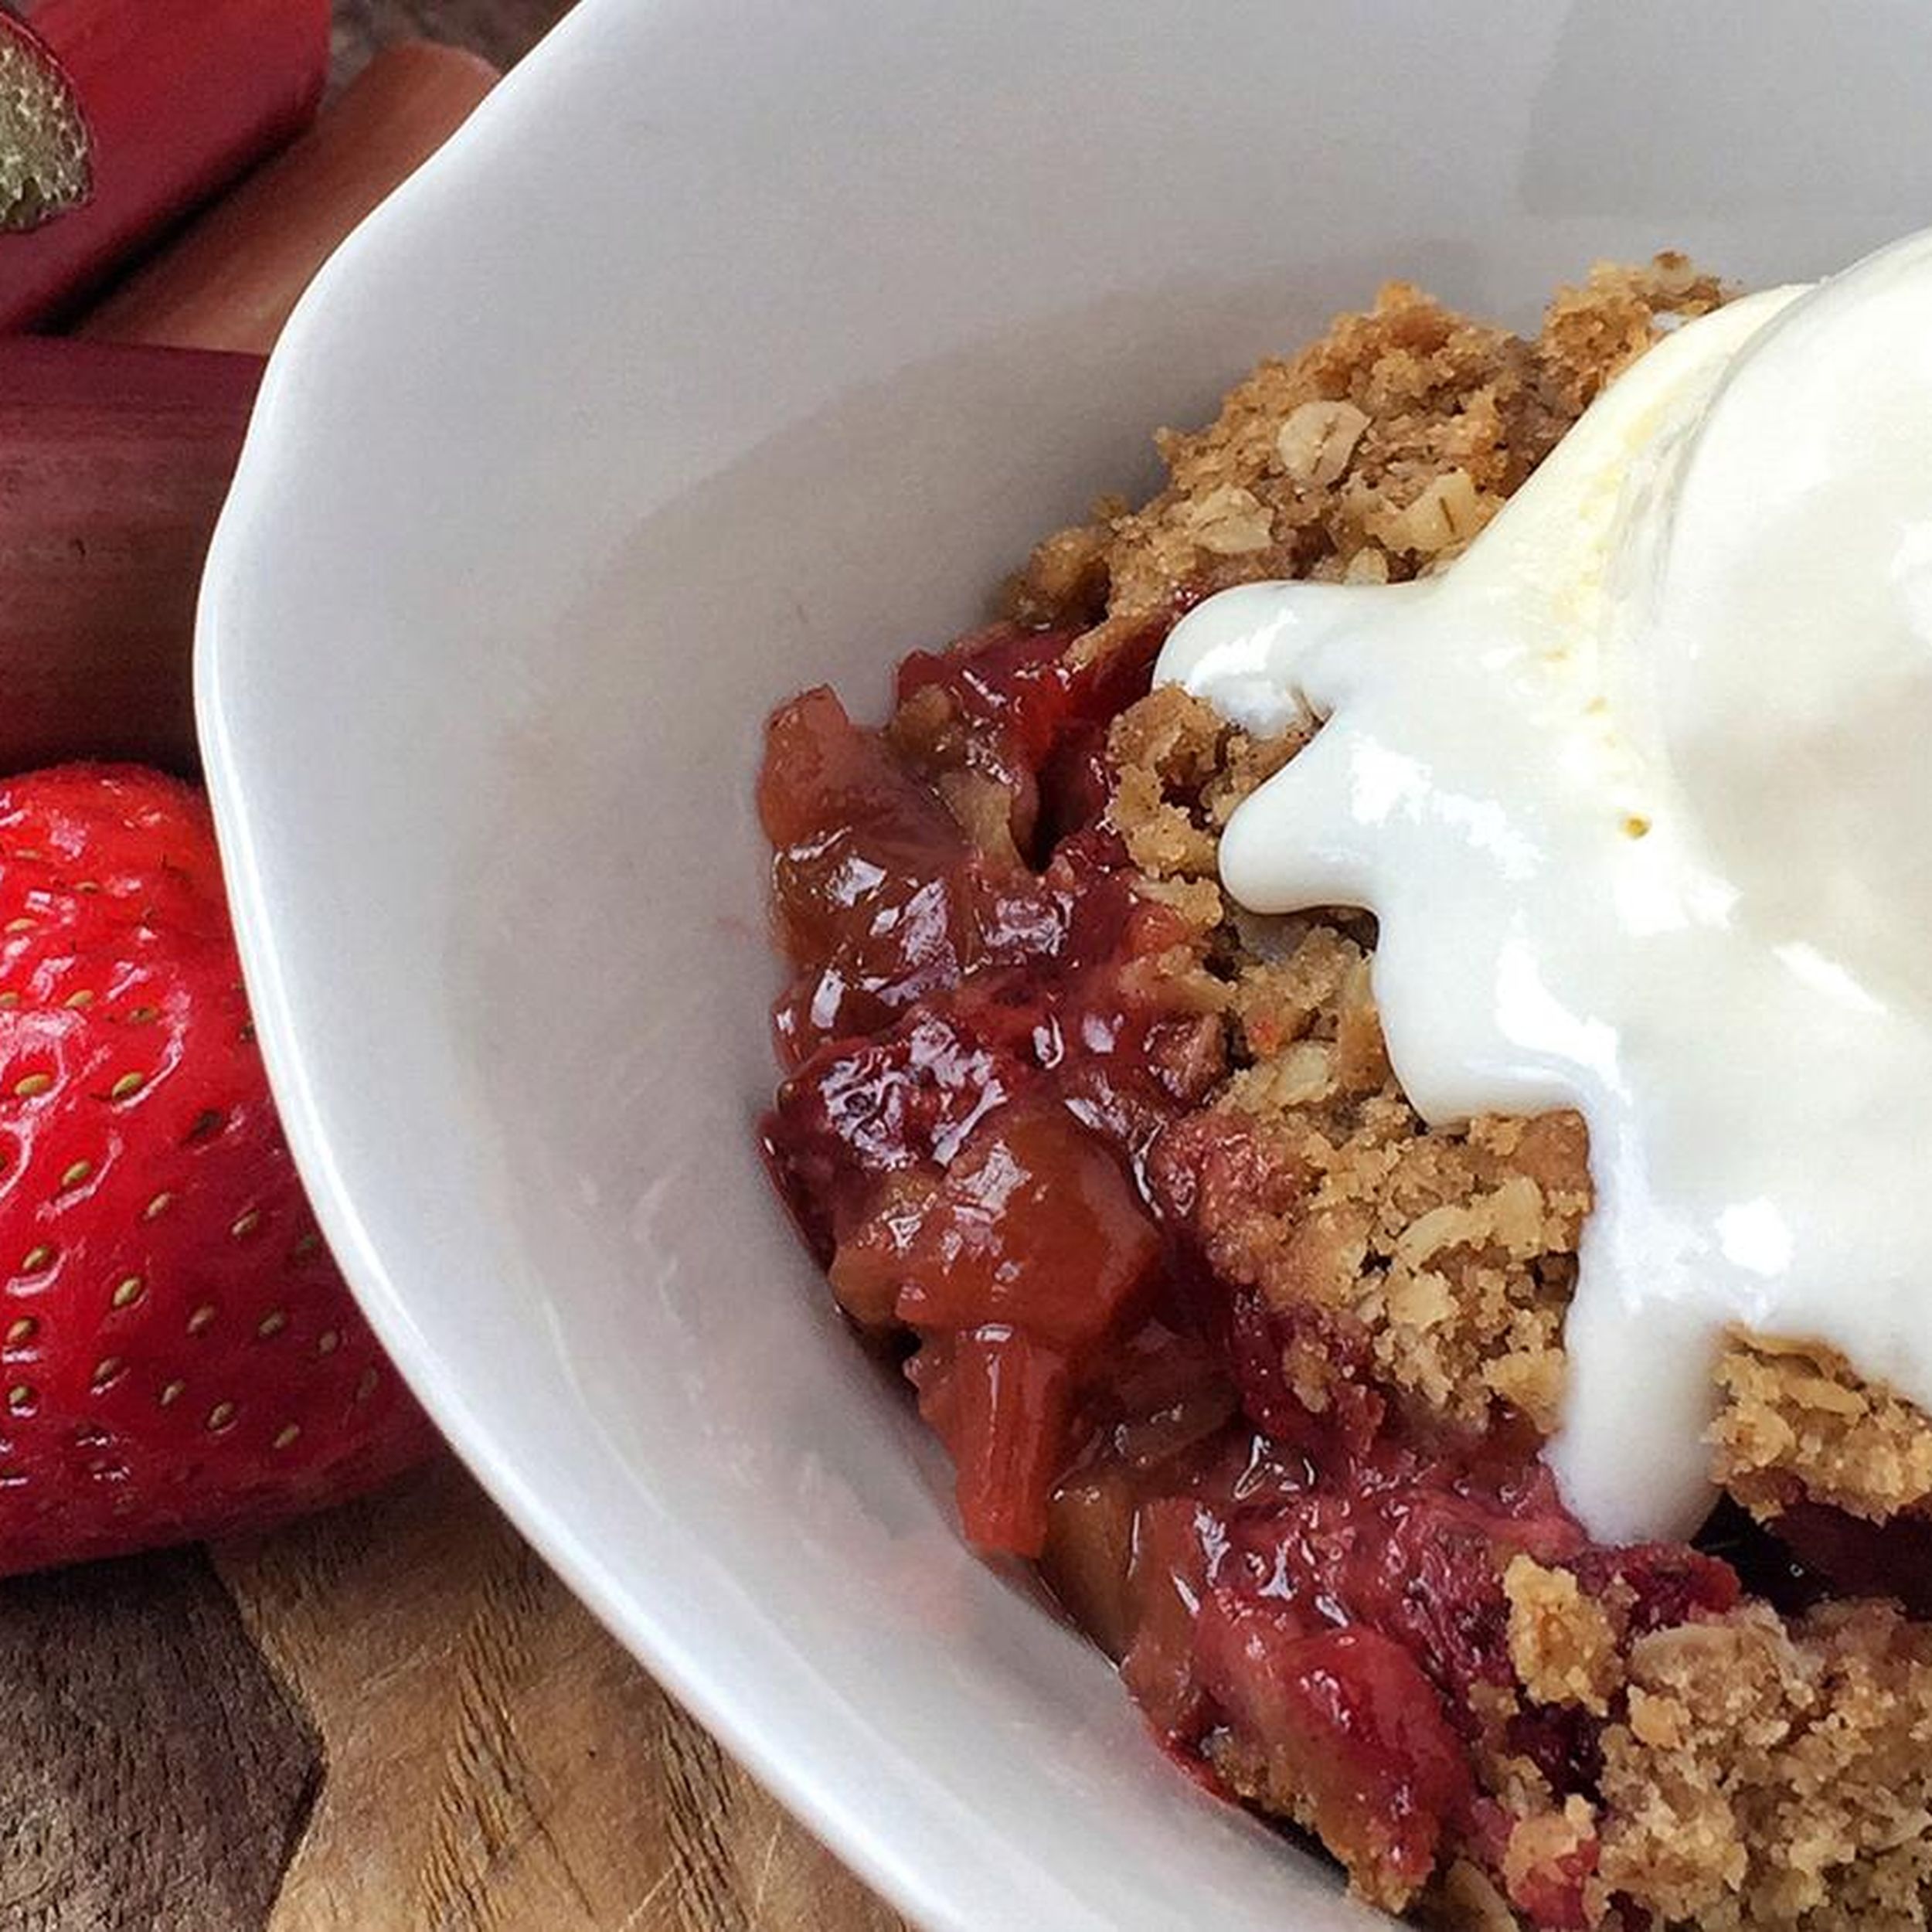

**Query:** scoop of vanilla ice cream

left=1156, top=231, right=1932, bottom=1541
left=1651, top=230, right=1932, bottom=1014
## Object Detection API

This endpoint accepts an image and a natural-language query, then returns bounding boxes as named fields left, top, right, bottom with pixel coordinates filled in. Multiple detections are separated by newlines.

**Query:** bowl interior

left=197, top=3, right=1932, bottom=1926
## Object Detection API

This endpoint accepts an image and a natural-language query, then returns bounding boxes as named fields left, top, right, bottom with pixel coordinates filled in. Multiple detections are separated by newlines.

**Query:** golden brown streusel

left=1423, top=1573, right=1932, bottom=1930
left=1114, top=682, right=1590, bottom=1438
left=1074, top=264, right=1736, bottom=1448
left=1712, top=1331, right=1932, bottom=1526
left=1502, top=1804, right=1602, bottom=1916
left=1598, top=1604, right=1932, bottom=1930
left=1012, top=256, right=1726, bottom=631
left=1505, top=1555, right=1621, bottom=1716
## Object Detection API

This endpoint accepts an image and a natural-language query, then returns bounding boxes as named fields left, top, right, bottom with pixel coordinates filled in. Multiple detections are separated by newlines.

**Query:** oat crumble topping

left=1011, top=257, right=1932, bottom=1930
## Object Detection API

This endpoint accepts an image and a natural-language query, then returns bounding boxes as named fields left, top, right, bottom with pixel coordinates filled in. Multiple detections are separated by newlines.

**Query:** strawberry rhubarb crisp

left=756, top=260, right=1932, bottom=1929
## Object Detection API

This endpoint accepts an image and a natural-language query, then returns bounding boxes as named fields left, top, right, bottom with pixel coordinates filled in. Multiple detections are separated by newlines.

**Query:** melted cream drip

left=1156, top=231, right=1932, bottom=1541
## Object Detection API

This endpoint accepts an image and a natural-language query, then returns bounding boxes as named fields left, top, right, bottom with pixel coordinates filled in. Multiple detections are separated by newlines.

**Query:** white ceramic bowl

left=196, top=4, right=1932, bottom=1926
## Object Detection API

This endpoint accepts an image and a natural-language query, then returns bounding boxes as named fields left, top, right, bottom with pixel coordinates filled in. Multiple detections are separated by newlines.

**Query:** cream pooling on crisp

left=1155, top=230, right=1932, bottom=1543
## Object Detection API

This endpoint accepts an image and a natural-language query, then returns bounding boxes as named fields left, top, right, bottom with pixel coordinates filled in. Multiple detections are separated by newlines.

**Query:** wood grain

left=213, top=1463, right=905, bottom=1932
left=0, top=1552, right=320, bottom=1932
left=331, top=0, right=574, bottom=82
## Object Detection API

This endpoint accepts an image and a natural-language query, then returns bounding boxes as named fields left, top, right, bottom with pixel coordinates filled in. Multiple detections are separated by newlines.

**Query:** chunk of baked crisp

left=1597, top=1602, right=1932, bottom=1931
left=1009, top=256, right=1727, bottom=631
left=1712, top=1330, right=1932, bottom=1526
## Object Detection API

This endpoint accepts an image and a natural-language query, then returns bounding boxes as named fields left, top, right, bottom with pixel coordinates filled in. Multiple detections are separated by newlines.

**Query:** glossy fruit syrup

left=757, top=619, right=1745, bottom=1920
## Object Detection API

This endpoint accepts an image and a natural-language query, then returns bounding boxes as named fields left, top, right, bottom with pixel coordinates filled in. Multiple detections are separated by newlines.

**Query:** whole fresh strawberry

left=0, top=763, right=436, bottom=1574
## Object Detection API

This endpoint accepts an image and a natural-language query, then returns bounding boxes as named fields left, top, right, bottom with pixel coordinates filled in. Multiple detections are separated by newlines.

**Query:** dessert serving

left=756, top=234, right=1932, bottom=1930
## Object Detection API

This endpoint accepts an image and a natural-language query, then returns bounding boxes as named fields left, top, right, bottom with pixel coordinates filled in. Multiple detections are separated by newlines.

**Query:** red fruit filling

left=757, top=618, right=1760, bottom=1918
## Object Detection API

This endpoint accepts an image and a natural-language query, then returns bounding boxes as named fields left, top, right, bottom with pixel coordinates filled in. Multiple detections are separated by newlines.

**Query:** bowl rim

left=192, top=9, right=1004, bottom=1927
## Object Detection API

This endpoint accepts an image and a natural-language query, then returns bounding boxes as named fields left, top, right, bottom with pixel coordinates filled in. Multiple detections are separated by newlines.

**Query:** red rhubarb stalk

left=0, top=0, right=330, bottom=329
left=0, top=338, right=263, bottom=770
left=81, top=41, right=500, bottom=355
left=12, top=43, right=497, bottom=780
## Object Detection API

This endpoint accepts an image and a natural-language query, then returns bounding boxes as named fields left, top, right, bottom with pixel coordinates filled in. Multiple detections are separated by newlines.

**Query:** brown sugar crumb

left=1429, top=1859, right=1525, bottom=1932
left=1206, top=1730, right=1430, bottom=1916
left=1712, top=1330, right=1932, bottom=1526
left=1502, top=1801, right=1600, bottom=1914
left=1597, top=1602, right=1932, bottom=1930
left=1505, top=1555, right=1622, bottom=1716
left=1105, top=682, right=1303, bottom=886
left=1114, top=679, right=1591, bottom=1438
left=1002, top=509, right=1118, bottom=629
left=1147, top=1063, right=1587, bottom=1438
left=1107, top=684, right=1244, bottom=881
left=1011, top=254, right=1726, bottom=628
left=1107, top=281, right=1536, bottom=609
left=1538, top=254, right=1723, bottom=417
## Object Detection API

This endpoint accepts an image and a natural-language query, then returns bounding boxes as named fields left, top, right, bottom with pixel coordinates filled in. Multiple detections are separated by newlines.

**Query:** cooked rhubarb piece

left=931, top=1325, right=1075, bottom=1555
left=889, top=1107, right=1161, bottom=1347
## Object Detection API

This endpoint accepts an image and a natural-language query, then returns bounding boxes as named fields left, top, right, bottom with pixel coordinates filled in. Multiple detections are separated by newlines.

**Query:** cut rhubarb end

left=944, top=1325, right=1075, bottom=1557
left=0, top=12, right=91, bottom=231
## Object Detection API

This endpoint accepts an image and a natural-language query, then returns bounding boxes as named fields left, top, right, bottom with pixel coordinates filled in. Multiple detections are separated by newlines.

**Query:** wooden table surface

left=0, top=7, right=908, bottom=1929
